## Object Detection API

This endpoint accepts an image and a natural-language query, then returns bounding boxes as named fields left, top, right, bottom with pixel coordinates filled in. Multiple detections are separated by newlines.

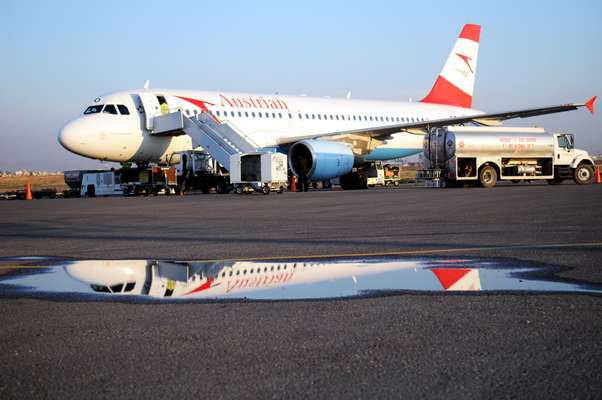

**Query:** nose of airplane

left=57, top=118, right=88, bottom=156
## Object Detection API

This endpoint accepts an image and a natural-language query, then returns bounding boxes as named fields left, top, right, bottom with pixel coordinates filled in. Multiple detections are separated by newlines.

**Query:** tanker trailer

left=420, top=126, right=594, bottom=188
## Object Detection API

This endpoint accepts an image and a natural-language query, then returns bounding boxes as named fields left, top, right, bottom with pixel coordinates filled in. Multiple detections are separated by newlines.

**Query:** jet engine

left=288, top=140, right=354, bottom=181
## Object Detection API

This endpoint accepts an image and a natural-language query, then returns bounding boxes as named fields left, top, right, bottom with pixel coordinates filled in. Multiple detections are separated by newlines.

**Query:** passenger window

left=238, top=111, right=242, bottom=117
left=335, top=115, right=339, bottom=120
left=353, top=116, right=356, bottom=121
left=251, top=112, right=255, bottom=117
left=84, top=105, right=103, bottom=114
left=231, top=111, right=235, bottom=117
left=117, top=105, right=130, bottom=115
left=299, top=114, right=303, bottom=119
left=272, top=112, right=276, bottom=118
left=103, top=104, right=118, bottom=115
left=318, top=114, right=321, bottom=120
left=312, top=114, right=315, bottom=119
left=245, top=112, right=249, bottom=117
left=259, top=112, right=263, bottom=118
left=216, top=111, right=221, bottom=116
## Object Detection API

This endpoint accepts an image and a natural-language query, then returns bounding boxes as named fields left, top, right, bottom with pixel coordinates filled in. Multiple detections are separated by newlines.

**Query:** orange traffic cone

left=595, top=165, right=601, bottom=184
left=25, top=176, right=33, bottom=200
left=291, top=175, right=296, bottom=192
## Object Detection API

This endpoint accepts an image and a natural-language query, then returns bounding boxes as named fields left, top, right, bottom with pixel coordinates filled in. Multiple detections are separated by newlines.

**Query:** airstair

left=149, top=111, right=260, bottom=171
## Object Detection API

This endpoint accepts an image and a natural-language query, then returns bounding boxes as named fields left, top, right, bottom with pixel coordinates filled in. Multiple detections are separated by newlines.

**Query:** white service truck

left=80, top=171, right=123, bottom=197
left=366, top=161, right=402, bottom=187
left=230, top=152, right=288, bottom=194
left=419, top=126, right=595, bottom=188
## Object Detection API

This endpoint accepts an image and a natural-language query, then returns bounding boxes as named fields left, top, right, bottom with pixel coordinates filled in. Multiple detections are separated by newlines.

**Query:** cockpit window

left=110, top=283, right=124, bottom=292
left=103, top=104, right=118, bottom=115
left=84, top=105, right=103, bottom=114
left=91, top=284, right=110, bottom=293
left=117, top=104, right=130, bottom=115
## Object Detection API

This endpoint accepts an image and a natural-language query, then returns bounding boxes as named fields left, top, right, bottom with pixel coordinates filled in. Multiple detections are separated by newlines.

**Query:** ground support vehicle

left=366, top=162, right=402, bottom=187
left=418, top=126, right=595, bottom=188
left=121, top=167, right=178, bottom=196
left=230, top=152, right=287, bottom=194
left=174, top=150, right=230, bottom=194
left=80, top=171, right=123, bottom=197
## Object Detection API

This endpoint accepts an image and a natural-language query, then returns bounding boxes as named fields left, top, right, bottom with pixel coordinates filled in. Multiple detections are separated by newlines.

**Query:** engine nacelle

left=288, top=140, right=354, bottom=181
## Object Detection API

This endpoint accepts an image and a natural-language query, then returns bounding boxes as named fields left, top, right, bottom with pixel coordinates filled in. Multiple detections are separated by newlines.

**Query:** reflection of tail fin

left=432, top=268, right=482, bottom=291
left=421, top=24, right=481, bottom=109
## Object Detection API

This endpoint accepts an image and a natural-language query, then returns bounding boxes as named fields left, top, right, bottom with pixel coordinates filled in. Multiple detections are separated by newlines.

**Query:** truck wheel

left=547, top=178, right=563, bottom=185
left=479, top=166, right=497, bottom=188
left=215, top=179, right=229, bottom=194
left=235, top=186, right=243, bottom=194
left=574, top=164, right=593, bottom=185
left=262, top=185, right=270, bottom=195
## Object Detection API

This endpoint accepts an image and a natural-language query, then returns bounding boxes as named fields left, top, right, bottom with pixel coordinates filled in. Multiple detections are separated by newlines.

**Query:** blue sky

left=1, top=0, right=600, bottom=170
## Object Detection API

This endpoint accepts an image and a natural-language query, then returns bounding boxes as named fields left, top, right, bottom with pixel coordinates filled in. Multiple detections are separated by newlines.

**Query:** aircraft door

left=138, top=92, right=161, bottom=131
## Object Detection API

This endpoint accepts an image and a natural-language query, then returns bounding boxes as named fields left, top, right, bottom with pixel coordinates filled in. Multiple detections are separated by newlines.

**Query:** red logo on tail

left=455, top=53, right=473, bottom=73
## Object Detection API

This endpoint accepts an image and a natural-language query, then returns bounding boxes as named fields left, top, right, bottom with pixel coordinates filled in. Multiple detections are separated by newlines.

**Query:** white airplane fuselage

left=58, top=89, right=483, bottom=165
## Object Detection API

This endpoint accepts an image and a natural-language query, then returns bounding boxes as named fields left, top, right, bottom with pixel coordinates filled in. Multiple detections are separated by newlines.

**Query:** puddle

left=0, top=257, right=600, bottom=301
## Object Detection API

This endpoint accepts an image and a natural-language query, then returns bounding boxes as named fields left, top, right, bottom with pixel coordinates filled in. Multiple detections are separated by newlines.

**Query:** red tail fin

left=422, top=24, right=481, bottom=109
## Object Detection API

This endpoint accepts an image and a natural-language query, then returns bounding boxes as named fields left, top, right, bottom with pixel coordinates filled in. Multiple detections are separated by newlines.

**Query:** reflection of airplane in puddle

left=65, top=259, right=482, bottom=299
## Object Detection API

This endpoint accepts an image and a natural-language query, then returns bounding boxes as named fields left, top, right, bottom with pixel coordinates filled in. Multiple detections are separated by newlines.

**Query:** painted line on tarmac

left=0, top=265, right=51, bottom=270
left=198, top=241, right=602, bottom=262
left=1, top=241, right=601, bottom=269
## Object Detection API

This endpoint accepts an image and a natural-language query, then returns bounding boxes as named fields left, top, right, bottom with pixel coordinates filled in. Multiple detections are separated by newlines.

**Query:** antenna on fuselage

left=143, top=80, right=150, bottom=90
left=346, top=91, right=352, bottom=100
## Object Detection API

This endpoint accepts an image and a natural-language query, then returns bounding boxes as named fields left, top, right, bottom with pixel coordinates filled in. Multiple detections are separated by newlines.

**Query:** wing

left=276, top=96, right=597, bottom=145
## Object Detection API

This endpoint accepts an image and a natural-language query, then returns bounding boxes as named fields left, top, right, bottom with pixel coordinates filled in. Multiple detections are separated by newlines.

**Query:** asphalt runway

left=1, top=184, right=601, bottom=399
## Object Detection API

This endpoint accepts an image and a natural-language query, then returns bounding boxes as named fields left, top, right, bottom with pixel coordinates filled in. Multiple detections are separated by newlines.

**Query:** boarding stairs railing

left=148, top=109, right=260, bottom=171
left=183, top=112, right=260, bottom=171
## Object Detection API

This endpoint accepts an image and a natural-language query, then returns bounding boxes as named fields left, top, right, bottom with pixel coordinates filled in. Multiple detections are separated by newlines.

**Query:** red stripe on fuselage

left=186, top=278, right=220, bottom=295
left=176, top=96, right=221, bottom=124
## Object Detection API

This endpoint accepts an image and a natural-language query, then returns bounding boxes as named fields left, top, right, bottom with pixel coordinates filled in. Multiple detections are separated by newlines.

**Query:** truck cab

left=366, top=162, right=385, bottom=186
left=551, top=132, right=594, bottom=185
left=554, top=133, right=576, bottom=165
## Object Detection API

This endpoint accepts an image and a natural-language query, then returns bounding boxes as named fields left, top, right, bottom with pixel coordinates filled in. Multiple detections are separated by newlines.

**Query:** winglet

left=585, top=96, right=597, bottom=114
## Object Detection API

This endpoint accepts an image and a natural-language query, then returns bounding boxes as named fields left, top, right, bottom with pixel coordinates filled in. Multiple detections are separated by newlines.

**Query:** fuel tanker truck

left=419, top=126, right=595, bottom=188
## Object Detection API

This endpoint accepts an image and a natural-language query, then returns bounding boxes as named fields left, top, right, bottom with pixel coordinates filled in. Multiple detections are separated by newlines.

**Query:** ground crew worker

left=160, top=100, right=169, bottom=115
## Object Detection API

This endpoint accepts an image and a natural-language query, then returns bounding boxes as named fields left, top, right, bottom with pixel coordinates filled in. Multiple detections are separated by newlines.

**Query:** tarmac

left=0, top=183, right=601, bottom=399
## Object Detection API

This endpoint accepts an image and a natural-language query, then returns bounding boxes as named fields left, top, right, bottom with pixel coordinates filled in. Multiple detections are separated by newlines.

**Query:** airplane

left=58, top=23, right=597, bottom=189
left=63, top=258, right=483, bottom=299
